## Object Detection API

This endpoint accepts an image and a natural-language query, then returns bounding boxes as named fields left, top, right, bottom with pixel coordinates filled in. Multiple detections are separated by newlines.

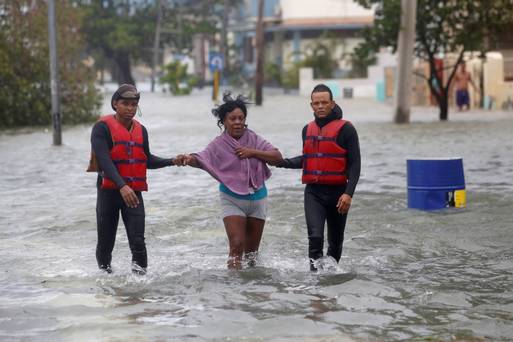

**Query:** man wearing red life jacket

left=88, top=84, right=175, bottom=275
left=278, top=84, right=361, bottom=271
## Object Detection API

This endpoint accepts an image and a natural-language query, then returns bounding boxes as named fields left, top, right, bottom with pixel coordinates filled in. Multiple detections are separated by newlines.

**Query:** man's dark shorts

left=456, top=89, right=469, bottom=108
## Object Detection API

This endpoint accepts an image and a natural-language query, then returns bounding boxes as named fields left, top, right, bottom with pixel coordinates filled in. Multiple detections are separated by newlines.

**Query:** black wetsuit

left=91, top=120, right=173, bottom=272
left=277, top=105, right=361, bottom=269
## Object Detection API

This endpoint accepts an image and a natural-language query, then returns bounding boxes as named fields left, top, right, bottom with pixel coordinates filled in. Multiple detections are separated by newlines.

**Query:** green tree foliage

left=0, top=0, right=101, bottom=128
left=300, top=33, right=339, bottom=79
left=356, top=0, right=513, bottom=120
left=281, top=33, right=340, bottom=89
left=350, top=40, right=377, bottom=78
left=264, top=62, right=282, bottom=86
left=301, top=45, right=337, bottom=79
left=79, top=0, right=155, bottom=85
left=159, top=60, right=198, bottom=95
left=281, top=62, right=301, bottom=89
left=163, top=0, right=243, bottom=85
left=169, top=0, right=226, bottom=48
left=78, top=0, right=236, bottom=87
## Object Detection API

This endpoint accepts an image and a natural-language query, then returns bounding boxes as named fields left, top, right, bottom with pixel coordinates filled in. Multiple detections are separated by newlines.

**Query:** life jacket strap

left=114, top=141, right=144, bottom=148
left=303, top=170, right=346, bottom=176
left=112, top=159, right=147, bottom=164
left=305, top=135, right=336, bottom=142
left=303, top=153, right=346, bottom=158
left=122, top=176, right=146, bottom=182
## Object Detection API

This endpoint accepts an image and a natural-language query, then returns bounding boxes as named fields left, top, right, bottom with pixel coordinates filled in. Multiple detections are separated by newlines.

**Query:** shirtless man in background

left=454, top=62, right=476, bottom=111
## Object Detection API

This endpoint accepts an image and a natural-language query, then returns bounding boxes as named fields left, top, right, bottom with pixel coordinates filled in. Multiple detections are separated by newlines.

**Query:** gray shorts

left=219, top=192, right=268, bottom=220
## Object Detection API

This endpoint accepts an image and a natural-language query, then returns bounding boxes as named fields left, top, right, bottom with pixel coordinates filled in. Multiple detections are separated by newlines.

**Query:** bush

left=280, top=33, right=340, bottom=89
left=349, top=42, right=377, bottom=78
left=159, top=61, right=198, bottom=95
left=264, top=62, right=282, bottom=86
left=281, top=62, right=302, bottom=89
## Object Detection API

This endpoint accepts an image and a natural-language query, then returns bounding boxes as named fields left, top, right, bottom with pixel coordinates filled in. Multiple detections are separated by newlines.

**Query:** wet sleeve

left=142, top=126, right=174, bottom=169
left=91, top=122, right=126, bottom=188
left=337, top=123, right=361, bottom=197
left=276, top=156, right=303, bottom=169
left=275, top=125, right=306, bottom=169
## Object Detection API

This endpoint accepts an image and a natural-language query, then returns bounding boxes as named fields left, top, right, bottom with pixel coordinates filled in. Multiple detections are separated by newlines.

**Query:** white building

left=230, top=0, right=374, bottom=79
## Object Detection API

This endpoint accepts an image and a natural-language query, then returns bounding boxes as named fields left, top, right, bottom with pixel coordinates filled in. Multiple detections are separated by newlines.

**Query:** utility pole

left=394, top=0, right=417, bottom=124
left=151, top=0, right=163, bottom=92
left=48, top=0, right=62, bottom=145
left=220, top=0, right=230, bottom=77
left=177, top=2, right=184, bottom=51
left=255, top=0, right=264, bottom=106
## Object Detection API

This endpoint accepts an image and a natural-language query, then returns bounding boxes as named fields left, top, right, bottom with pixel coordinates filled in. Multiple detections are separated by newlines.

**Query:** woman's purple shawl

left=193, top=129, right=276, bottom=195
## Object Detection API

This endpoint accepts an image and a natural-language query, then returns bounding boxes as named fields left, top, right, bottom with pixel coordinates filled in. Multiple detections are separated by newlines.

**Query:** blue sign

left=209, top=52, right=224, bottom=72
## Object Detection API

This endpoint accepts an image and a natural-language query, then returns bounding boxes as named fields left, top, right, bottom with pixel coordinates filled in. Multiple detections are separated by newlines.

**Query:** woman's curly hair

left=212, top=91, right=251, bottom=129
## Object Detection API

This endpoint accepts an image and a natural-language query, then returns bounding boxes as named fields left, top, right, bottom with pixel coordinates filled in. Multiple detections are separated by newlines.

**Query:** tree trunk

left=114, top=52, right=135, bottom=85
left=220, top=0, right=229, bottom=76
left=199, top=34, right=206, bottom=88
left=254, top=0, right=265, bottom=106
left=393, top=0, right=417, bottom=124
left=425, top=76, right=448, bottom=121
left=425, top=49, right=465, bottom=122
left=439, top=91, right=449, bottom=121
left=151, top=0, right=163, bottom=92
left=479, top=53, right=486, bottom=108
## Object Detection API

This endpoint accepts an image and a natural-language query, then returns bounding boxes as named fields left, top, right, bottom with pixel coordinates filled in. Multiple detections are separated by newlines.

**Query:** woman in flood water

left=175, top=93, right=282, bottom=269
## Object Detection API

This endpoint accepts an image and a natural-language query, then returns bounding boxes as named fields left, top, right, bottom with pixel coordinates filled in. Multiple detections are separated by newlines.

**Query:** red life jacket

left=100, top=115, right=148, bottom=191
left=302, top=119, right=348, bottom=185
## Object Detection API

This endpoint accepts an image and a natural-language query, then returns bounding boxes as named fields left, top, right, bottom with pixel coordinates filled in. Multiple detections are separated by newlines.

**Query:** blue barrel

left=407, top=158, right=466, bottom=210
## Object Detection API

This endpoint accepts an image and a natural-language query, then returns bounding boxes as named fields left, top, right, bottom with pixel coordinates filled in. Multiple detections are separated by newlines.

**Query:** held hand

left=337, top=193, right=352, bottom=214
left=235, top=147, right=254, bottom=159
left=184, top=154, right=196, bottom=165
left=174, top=154, right=196, bottom=166
left=120, top=185, right=139, bottom=208
left=174, top=154, right=186, bottom=166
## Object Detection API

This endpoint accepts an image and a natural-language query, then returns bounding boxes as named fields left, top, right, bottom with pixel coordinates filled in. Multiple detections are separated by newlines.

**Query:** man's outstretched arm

left=276, top=155, right=303, bottom=169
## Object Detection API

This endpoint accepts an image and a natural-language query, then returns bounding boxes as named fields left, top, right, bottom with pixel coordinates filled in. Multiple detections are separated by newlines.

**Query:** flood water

left=1, top=89, right=513, bottom=341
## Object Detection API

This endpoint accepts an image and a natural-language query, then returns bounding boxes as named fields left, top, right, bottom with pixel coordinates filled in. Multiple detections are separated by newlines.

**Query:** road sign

left=209, top=52, right=224, bottom=72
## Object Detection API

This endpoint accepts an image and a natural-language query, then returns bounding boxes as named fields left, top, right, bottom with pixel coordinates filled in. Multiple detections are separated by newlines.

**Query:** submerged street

left=1, top=89, right=513, bottom=341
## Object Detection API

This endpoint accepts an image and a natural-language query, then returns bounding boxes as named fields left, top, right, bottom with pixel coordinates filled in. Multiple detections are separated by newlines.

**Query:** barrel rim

left=408, top=185, right=466, bottom=190
left=406, top=157, right=463, bottom=161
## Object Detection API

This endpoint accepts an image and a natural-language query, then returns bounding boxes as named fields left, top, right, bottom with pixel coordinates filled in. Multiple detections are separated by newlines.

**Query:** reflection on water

left=1, top=91, right=513, bottom=340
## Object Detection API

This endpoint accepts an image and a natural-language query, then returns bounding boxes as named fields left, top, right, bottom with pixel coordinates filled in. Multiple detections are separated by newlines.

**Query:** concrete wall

left=299, top=50, right=395, bottom=99
left=298, top=50, right=513, bottom=109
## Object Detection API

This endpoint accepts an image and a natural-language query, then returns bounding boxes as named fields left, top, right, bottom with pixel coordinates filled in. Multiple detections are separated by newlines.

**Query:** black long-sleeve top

left=277, top=105, right=361, bottom=197
left=91, top=121, right=173, bottom=189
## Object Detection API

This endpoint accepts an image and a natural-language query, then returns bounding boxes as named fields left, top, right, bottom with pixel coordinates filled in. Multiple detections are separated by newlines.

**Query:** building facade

left=230, top=0, right=374, bottom=79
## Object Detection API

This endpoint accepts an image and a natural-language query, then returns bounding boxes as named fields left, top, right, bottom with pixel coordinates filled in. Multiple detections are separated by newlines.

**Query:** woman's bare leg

left=223, top=215, right=247, bottom=269
left=244, top=217, right=265, bottom=266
